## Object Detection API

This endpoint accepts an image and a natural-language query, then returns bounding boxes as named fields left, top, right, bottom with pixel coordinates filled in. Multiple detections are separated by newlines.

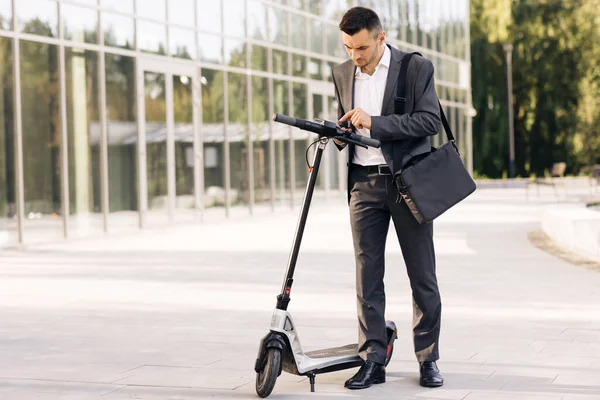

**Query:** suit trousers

left=349, top=165, right=442, bottom=365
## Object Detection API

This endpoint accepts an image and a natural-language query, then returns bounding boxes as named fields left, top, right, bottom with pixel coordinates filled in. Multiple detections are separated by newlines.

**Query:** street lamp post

left=503, top=43, right=516, bottom=178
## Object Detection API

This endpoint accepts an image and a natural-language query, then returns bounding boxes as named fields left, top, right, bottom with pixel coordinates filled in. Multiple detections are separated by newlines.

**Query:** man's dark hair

left=339, top=7, right=383, bottom=37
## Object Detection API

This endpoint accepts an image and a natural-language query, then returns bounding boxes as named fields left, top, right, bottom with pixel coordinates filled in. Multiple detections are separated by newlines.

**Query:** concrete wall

left=541, top=205, right=600, bottom=263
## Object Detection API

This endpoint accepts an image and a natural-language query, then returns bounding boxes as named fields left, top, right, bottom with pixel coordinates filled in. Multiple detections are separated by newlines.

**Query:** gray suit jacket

left=332, top=44, right=442, bottom=181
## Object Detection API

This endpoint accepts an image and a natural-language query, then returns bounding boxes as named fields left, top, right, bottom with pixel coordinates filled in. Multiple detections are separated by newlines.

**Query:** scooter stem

left=276, top=138, right=327, bottom=310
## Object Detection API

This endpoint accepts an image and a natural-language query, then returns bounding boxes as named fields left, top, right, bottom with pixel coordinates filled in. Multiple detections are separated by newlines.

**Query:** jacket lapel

left=340, top=61, right=355, bottom=117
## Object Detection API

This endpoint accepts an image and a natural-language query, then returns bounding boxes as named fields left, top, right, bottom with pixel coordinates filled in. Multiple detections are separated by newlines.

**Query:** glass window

left=324, top=0, right=351, bottom=21
left=0, top=0, right=11, bottom=30
left=65, top=48, right=102, bottom=238
left=173, top=74, right=195, bottom=208
left=197, top=0, right=221, bottom=34
left=292, top=54, right=306, bottom=77
left=0, top=37, right=16, bottom=247
left=250, top=76, right=271, bottom=204
left=224, top=38, right=246, bottom=68
left=251, top=45, right=268, bottom=72
left=248, top=0, right=267, bottom=41
left=291, top=15, right=306, bottom=50
left=308, top=0, right=321, bottom=15
left=267, top=6, right=287, bottom=46
left=200, top=69, right=225, bottom=202
left=137, top=20, right=167, bottom=55
left=101, top=0, right=134, bottom=14
left=326, top=23, right=343, bottom=58
left=272, top=80, right=290, bottom=203
left=310, top=18, right=322, bottom=54
left=272, top=49, right=287, bottom=75
left=308, top=58, right=322, bottom=81
left=136, top=0, right=166, bottom=21
left=16, top=0, right=58, bottom=38
left=168, top=0, right=195, bottom=27
left=227, top=72, right=249, bottom=206
left=292, top=82, right=307, bottom=199
left=20, top=40, right=62, bottom=241
left=103, top=12, right=134, bottom=49
left=170, top=27, right=196, bottom=59
left=223, top=0, right=245, bottom=38
left=198, top=33, right=222, bottom=64
left=62, top=4, right=98, bottom=44
left=143, top=71, right=168, bottom=224
left=105, top=54, right=138, bottom=229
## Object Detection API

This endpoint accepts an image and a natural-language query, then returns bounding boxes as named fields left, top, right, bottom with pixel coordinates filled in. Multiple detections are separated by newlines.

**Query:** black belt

left=351, top=164, right=392, bottom=175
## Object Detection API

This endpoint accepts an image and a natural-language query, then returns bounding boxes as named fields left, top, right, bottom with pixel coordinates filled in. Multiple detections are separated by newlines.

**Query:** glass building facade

left=0, top=0, right=472, bottom=247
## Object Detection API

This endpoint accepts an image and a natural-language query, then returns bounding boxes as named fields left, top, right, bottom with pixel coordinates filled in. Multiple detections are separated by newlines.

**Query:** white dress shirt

left=352, top=44, right=390, bottom=166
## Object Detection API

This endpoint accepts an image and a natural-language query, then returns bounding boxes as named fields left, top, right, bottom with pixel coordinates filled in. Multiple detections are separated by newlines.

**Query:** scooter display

left=254, top=113, right=398, bottom=398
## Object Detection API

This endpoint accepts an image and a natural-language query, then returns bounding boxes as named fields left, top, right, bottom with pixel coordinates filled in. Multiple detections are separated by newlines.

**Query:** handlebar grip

left=349, top=132, right=381, bottom=148
left=273, top=113, right=298, bottom=127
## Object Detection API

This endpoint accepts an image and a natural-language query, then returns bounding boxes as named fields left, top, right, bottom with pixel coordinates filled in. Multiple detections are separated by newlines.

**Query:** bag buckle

left=377, top=165, right=391, bottom=175
left=394, top=96, right=406, bottom=104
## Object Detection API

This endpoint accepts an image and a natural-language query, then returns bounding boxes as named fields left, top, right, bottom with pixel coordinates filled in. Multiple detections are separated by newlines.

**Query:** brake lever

left=334, top=135, right=368, bottom=149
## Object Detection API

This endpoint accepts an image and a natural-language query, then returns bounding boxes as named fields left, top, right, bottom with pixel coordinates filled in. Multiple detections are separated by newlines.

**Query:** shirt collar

left=355, top=44, right=391, bottom=77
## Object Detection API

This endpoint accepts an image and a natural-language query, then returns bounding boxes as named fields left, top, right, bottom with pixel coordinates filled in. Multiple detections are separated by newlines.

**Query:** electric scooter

left=254, top=113, right=399, bottom=398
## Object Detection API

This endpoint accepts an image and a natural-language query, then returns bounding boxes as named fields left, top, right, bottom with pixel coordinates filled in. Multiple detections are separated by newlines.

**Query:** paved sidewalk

left=0, top=188, right=599, bottom=399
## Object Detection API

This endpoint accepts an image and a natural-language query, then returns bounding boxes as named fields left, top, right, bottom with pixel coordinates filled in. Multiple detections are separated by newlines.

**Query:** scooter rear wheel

left=255, top=348, right=281, bottom=398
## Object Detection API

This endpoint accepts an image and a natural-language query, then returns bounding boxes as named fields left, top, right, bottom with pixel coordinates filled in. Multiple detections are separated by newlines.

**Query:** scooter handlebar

left=272, top=113, right=299, bottom=128
left=347, top=132, right=381, bottom=149
left=272, top=113, right=381, bottom=149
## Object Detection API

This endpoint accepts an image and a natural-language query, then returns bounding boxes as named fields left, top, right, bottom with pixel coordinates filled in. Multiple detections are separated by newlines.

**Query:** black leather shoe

left=344, top=360, right=386, bottom=390
left=419, top=361, right=443, bottom=387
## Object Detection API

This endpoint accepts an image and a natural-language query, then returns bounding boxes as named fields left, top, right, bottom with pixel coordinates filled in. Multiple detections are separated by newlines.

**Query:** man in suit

left=331, top=7, right=444, bottom=389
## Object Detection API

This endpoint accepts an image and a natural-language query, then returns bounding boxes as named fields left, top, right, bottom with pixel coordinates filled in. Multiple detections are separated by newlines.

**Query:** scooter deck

left=304, top=343, right=358, bottom=359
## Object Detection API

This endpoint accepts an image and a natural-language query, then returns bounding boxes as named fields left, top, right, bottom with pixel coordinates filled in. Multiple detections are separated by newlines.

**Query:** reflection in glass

left=65, top=49, right=102, bottom=237
left=200, top=69, right=224, bottom=208
left=16, top=0, right=58, bottom=38
left=292, top=54, right=306, bottom=77
left=62, top=4, right=98, bottom=44
left=144, top=71, right=168, bottom=224
left=103, top=12, right=134, bottom=49
left=170, top=27, right=196, bottom=59
left=137, top=20, right=167, bottom=55
left=0, top=37, right=16, bottom=247
left=310, top=18, right=323, bottom=54
left=101, top=0, right=134, bottom=14
left=251, top=45, right=268, bottom=72
left=105, top=54, right=138, bottom=230
left=251, top=76, right=271, bottom=204
left=326, top=23, right=344, bottom=58
left=173, top=74, right=195, bottom=216
left=0, top=0, right=11, bottom=30
left=272, top=80, right=289, bottom=204
left=224, top=38, right=246, bottom=68
left=273, top=50, right=288, bottom=75
left=293, top=83, right=308, bottom=201
left=309, top=58, right=322, bottom=80
left=267, top=6, right=287, bottom=46
left=291, top=16, right=306, bottom=50
left=198, top=33, right=222, bottom=64
left=20, top=40, right=62, bottom=242
left=197, top=0, right=221, bottom=34
left=136, top=0, right=166, bottom=21
left=228, top=72, right=249, bottom=206
left=169, top=0, right=195, bottom=27
left=248, top=0, right=267, bottom=41
left=223, top=0, right=245, bottom=38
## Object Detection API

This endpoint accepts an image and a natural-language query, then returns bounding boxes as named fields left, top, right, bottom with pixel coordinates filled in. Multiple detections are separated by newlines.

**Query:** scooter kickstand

left=308, top=372, right=316, bottom=392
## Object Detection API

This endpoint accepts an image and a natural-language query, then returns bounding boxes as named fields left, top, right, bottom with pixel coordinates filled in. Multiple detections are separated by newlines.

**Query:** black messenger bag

left=392, top=52, right=476, bottom=224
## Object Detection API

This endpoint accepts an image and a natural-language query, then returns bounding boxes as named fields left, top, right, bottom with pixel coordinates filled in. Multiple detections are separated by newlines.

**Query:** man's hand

left=340, top=108, right=372, bottom=130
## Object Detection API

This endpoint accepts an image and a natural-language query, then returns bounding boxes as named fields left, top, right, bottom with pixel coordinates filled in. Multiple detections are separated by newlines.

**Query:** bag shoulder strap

left=394, top=51, right=455, bottom=143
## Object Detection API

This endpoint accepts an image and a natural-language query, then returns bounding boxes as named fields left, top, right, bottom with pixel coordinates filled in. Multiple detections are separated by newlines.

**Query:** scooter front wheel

left=255, top=348, right=282, bottom=398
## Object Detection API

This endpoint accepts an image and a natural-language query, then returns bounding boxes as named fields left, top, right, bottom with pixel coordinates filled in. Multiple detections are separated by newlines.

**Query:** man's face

left=342, top=28, right=385, bottom=69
